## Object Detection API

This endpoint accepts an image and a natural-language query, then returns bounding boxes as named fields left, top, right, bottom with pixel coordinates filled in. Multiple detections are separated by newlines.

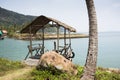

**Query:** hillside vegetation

left=0, top=7, right=60, bottom=37
left=0, top=7, right=36, bottom=27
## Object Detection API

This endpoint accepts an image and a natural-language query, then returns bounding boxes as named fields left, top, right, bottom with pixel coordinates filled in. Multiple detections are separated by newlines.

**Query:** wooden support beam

left=29, top=26, right=33, bottom=57
left=69, top=31, right=71, bottom=45
left=68, top=31, right=72, bottom=50
left=64, top=28, right=66, bottom=54
left=54, top=41, right=56, bottom=51
left=57, top=26, right=60, bottom=52
left=42, top=28, right=44, bottom=54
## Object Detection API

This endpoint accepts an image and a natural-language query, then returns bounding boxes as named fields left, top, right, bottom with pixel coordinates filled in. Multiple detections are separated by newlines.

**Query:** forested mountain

left=0, top=7, right=63, bottom=34
left=0, top=7, right=36, bottom=27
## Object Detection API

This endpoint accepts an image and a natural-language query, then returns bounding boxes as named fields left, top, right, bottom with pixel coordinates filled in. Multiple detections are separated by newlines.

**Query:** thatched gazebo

left=21, top=15, right=76, bottom=60
left=21, top=15, right=76, bottom=34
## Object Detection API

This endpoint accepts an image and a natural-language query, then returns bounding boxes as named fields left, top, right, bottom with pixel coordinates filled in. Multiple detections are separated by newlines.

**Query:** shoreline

left=14, top=33, right=89, bottom=40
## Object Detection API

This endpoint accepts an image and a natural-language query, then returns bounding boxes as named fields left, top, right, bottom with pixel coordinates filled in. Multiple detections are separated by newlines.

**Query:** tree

left=80, top=0, right=98, bottom=80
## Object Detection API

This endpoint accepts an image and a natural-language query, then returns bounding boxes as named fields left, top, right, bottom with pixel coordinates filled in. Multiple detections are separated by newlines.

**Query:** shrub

left=29, top=65, right=81, bottom=80
left=95, top=67, right=120, bottom=80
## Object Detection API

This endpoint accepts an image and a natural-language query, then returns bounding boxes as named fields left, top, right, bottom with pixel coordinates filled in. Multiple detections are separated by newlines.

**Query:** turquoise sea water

left=0, top=32, right=120, bottom=68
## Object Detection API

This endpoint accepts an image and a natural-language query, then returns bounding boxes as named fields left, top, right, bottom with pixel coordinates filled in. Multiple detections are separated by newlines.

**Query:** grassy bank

left=17, top=66, right=120, bottom=80
left=0, top=58, right=25, bottom=76
left=0, top=58, right=120, bottom=80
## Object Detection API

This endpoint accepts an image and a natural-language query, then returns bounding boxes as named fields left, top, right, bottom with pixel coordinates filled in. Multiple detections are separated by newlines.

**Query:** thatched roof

left=20, top=15, right=76, bottom=34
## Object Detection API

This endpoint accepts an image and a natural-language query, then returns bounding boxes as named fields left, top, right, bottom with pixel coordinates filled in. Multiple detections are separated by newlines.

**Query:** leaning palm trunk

left=80, top=0, right=98, bottom=80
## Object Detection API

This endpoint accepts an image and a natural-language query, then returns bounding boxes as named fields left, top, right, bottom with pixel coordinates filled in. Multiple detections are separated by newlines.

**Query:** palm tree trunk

left=80, top=0, right=98, bottom=80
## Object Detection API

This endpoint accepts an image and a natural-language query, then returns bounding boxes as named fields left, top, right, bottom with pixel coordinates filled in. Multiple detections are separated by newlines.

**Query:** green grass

left=18, top=66, right=120, bottom=80
left=0, top=58, right=120, bottom=80
left=95, top=67, right=120, bottom=80
left=30, top=66, right=83, bottom=80
left=0, top=58, right=25, bottom=76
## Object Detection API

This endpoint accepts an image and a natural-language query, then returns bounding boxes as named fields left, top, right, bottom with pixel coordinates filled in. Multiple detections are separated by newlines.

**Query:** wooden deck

left=23, top=58, right=39, bottom=66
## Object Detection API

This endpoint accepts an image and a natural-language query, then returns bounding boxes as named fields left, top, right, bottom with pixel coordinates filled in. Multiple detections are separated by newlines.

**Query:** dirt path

left=0, top=67, right=33, bottom=80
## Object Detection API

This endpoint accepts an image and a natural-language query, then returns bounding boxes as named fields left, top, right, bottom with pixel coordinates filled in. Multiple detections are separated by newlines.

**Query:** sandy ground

left=0, top=67, right=33, bottom=80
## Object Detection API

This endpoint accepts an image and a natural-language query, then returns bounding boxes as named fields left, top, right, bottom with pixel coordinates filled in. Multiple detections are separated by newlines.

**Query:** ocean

left=0, top=32, right=120, bottom=68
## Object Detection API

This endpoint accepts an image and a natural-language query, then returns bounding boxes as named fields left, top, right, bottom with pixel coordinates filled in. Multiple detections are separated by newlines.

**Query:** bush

left=95, top=67, right=120, bottom=80
left=29, top=65, right=81, bottom=80
left=19, top=65, right=120, bottom=80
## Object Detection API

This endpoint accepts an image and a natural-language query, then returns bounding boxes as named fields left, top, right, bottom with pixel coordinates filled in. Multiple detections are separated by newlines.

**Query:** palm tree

left=80, top=0, right=98, bottom=80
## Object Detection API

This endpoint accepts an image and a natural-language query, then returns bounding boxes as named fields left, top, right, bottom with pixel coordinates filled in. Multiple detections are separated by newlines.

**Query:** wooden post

left=64, top=28, right=66, bottom=54
left=57, top=26, right=59, bottom=52
left=54, top=41, right=56, bottom=51
left=42, top=27, right=44, bottom=54
left=29, top=26, right=32, bottom=57
left=69, top=31, right=71, bottom=45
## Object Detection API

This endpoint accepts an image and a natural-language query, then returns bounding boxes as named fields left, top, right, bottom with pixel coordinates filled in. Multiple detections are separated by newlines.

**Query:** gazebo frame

left=21, top=15, right=76, bottom=60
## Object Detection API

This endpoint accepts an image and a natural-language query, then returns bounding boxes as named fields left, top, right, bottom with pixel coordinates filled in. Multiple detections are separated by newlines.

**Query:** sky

left=0, top=0, right=120, bottom=32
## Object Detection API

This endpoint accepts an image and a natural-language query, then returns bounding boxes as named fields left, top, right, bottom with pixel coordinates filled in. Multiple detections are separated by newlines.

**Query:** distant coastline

left=14, top=33, right=89, bottom=40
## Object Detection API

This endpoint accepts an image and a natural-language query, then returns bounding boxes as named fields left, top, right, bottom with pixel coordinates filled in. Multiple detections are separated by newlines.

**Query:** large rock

left=38, top=51, right=78, bottom=75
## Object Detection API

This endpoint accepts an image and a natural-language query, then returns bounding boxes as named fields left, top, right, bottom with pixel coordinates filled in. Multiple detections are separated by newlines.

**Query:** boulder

left=38, top=51, right=78, bottom=75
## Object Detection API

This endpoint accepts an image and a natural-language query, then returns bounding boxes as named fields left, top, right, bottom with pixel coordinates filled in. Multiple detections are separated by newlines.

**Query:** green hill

left=0, top=7, right=67, bottom=34
left=0, top=7, right=36, bottom=27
